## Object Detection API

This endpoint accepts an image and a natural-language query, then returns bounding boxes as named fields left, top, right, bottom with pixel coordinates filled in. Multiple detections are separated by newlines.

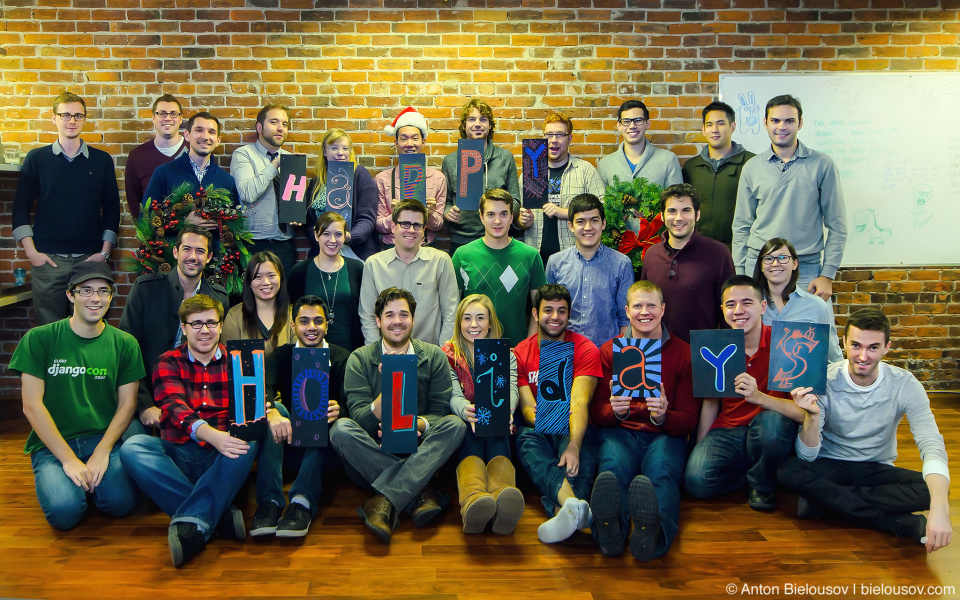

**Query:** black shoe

left=880, top=513, right=927, bottom=544
left=357, top=495, right=397, bottom=544
left=411, top=487, right=448, bottom=528
left=215, top=505, right=246, bottom=541
left=628, top=475, right=660, bottom=562
left=168, top=522, right=206, bottom=568
left=590, top=471, right=625, bottom=557
left=748, top=488, right=777, bottom=512
left=276, top=503, right=313, bottom=538
left=250, top=501, right=283, bottom=537
left=796, top=496, right=824, bottom=520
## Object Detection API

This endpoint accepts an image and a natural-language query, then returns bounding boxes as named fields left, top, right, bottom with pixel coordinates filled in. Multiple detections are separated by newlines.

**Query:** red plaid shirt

left=153, top=344, right=230, bottom=445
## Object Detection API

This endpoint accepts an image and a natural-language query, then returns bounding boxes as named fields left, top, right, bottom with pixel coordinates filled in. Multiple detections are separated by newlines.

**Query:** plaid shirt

left=521, top=156, right=606, bottom=252
left=153, top=344, right=230, bottom=445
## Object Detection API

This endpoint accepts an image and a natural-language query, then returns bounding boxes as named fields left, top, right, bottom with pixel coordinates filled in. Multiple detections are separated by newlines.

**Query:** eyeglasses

left=394, top=221, right=425, bottom=231
left=618, top=117, right=647, bottom=127
left=57, top=113, right=86, bottom=122
left=73, top=287, right=112, bottom=298
left=154, top=111, right=181, bottom=119
left=761, top=254, right=794, bottom=265
left=544, top=133, right=569, bottom=140
left=184, top=320, right=221, bottom=330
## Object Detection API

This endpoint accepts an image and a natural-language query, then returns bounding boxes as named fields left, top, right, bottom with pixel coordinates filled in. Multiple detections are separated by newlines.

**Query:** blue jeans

left=31, top=433, right=137, bottom=530
left=257, top=403, right=339, bottom=516
left=459, top=426, right=511, bottom=462
left=685, top=410, right=796, bottom=497
left=120, top=434, right=259, bottom=539
left=515, top=426, right=598, bottom=514
left=596, top=428, right=687, bottom=558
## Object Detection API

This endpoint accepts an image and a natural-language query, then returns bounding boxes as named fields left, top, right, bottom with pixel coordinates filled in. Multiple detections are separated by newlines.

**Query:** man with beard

left=142, top=111, right=239, bottom=228
left=230, top=105, right=298, bottom=275
left=330, top=287, right=465, bottom=543
left=119, top=225, right=229, bottom=431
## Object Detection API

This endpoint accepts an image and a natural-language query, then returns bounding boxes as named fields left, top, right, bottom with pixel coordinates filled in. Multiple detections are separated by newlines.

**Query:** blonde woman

left=442, top=294, right=524, bottom=534
left=305, top=129, right=378, bottom=260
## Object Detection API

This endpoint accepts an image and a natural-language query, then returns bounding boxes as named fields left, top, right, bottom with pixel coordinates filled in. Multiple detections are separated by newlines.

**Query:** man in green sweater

left=681, top=101, right=755, bottom=249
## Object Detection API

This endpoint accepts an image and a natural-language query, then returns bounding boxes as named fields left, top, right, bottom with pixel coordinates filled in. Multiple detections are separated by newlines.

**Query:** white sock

left=292, top=496, right=311, bottom=510
left=538, top=497, right=580, bottom=544
left=577, top=499, right=592, bottom=529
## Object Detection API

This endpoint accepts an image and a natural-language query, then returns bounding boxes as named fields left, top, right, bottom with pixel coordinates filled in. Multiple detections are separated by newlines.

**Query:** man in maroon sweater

left=124, top=94, right=188, bottom=220
left=641, top=183, right=735, bottom=343
left=589, top=280, right=698, bottom=561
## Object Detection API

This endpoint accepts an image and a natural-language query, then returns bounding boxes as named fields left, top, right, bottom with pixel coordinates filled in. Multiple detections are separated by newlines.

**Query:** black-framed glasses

left=57, top=113, right=86, bottom=122
left=73, top=287, right=112, bottom=298
left=761, top=254, right=794, bottom=265
left=395, top=221, right=425, bottom=231
left=618, top=117, right=647, bottom=127
left=154, top=111, right=181, bottom=119
left=544, top=132, right=569, bottom=140
left=184, top=320, right=221, bottom=330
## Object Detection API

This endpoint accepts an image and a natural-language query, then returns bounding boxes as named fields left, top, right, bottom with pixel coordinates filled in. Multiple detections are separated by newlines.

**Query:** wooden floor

left=1, top=395, right=958, bottom=600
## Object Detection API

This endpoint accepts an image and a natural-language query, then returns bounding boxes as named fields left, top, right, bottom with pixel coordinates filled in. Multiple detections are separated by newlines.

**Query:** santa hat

left=384, top=106, right=429, bottom=140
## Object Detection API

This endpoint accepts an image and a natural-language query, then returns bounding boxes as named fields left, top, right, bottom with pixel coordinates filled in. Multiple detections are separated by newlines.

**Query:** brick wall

left=0, top=0, right=958, bottom=400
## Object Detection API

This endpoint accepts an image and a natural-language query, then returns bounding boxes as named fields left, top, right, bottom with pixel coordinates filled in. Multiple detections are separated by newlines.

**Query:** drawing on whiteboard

left=854, top=209, right=891, bottom=245
left=737, top=92, right=762, bottom=135
left=912, top=184, right=934, bottom=230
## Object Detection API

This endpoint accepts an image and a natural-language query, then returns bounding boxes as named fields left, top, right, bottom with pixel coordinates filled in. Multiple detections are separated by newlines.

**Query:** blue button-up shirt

left=545, top=243, right=634, bottom=348
left=763, top=286, right=843, bottom=363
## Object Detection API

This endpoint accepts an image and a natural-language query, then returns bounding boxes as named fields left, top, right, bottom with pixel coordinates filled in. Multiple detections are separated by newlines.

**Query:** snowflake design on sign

left=496, top=374, right=506, bottom=389
left=476, top=406, right=492, bottom=426
left=477, top=352, right=487, bottom=366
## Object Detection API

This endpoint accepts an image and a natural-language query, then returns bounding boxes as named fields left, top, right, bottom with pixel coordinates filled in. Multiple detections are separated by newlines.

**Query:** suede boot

left=486, top=456, right=525, bottom=535
left=457, top=456, right=497, bottom=534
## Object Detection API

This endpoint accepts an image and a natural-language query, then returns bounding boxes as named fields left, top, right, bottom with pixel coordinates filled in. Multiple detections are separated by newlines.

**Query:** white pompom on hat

left=384, top=106, right=429, bottom=140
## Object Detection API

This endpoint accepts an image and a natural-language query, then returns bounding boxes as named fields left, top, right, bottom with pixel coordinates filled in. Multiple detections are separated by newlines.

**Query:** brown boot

left=457, top=456, right=497, bottom=534
left=486, top=456, right=525, bottom=535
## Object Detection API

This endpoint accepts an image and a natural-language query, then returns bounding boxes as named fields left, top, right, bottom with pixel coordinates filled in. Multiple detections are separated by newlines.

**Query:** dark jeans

left=249, top=237, right=298, bottom=278
left=597, top=428, right=687, bottom=558
left=459, top=426, right=512, bottom=462
left=257, top=404, right=339, bottom=516
left=778, top=456, right=931, bottom=527
left=516, top=425, right=599, bottom=513
left=120, top=435, right=259, bottom=540
left=685, top=410, right=796, bottom=497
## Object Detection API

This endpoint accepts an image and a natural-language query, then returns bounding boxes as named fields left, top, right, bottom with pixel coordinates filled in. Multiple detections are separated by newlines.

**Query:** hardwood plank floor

left=1, top=393, right=958, bottom=600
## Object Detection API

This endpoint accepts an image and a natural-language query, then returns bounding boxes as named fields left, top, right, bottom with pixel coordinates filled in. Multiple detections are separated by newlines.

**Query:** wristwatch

left=100, top=250, right=110, bottom=260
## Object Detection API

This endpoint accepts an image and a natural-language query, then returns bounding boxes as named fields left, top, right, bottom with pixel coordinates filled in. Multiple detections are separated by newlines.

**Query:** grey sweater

left=597, top=141, right=683, bottom=189
left=441, top=142, right=521, bottom=245
left=796, top=361, right=949, bottom=482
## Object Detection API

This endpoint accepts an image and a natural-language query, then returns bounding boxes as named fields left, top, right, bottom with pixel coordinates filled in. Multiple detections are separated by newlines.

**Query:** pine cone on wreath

left=158, top=263, right=172, bottom=274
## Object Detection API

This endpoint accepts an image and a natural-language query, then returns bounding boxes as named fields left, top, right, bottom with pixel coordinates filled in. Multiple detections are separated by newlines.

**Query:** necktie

left=267, top=151, right=282, bottom=200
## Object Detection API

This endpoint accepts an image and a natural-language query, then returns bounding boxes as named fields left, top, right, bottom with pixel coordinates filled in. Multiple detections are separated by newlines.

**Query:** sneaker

left=276, top=503, right=313, bottom=538
left=628, top=475, right=660, bottom=562
left=168, top=522, right=206, bottom=568
left=880, top=513, right=927, bottom=544
left=411, top=487, right=447, bottom=528
left=590, top=471, right=625, bottom=556
left=250, top=502, right=283, bottom=537
left=796, top=496, right=824, bottom=520
left=215, top=505, right=246, bottom=542
left=748, top=488, right=777, bottom=512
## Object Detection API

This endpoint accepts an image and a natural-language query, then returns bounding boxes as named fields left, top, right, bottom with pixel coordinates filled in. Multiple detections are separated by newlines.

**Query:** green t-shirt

left=453, top=238, right=547, bottom=347
left=9, top=320, right=145, bottom=454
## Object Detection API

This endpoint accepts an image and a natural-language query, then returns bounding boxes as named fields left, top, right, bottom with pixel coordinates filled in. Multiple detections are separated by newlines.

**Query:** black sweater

left=13, top=144, right=121, bottom=254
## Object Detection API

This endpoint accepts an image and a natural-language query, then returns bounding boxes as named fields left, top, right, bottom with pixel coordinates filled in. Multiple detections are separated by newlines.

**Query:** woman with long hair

left=753, top=237, right=842, bottom=362
left=305, top=129, right=379, bottom=261
left=442, top=294, right=524, bottom=535
left=222, top=250, right=292, bottom=353
left=288, top=211, right=364, bottom=351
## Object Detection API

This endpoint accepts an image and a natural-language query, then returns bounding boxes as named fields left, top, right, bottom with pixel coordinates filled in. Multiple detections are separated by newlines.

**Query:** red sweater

left=124, top=138, right=187, bottom=219
left=591, top=329, right=699, bottom=437
left=711, top=325, right=789, bottom=430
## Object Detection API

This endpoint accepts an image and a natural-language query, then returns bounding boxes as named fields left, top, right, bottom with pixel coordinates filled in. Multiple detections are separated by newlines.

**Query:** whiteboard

left=720, top=73, right=960, bottom=267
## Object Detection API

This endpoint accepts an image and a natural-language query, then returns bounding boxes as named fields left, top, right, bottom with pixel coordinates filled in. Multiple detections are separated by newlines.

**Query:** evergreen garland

left=601, top=175, right=665, bottom=271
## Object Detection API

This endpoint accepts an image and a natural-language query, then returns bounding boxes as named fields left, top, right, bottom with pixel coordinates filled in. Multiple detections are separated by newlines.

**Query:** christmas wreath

left=601, top=175, right=665, bottom=272
left=129, top=183, right=252, bottom=295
